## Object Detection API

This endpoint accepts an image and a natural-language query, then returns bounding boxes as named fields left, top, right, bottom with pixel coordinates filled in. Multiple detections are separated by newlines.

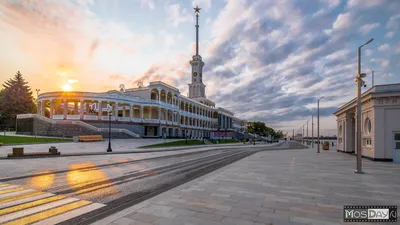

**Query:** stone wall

left=16, top=118, right=135, bottom=139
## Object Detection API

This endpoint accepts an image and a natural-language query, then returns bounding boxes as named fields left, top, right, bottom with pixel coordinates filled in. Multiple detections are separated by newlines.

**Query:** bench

left=78, top=135, right=103, bottom=142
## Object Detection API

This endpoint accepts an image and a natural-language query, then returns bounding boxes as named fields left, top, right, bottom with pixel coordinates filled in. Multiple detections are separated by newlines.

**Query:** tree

left=0, top=71, right=36, bottom=129
left=247, top=121, right=278, bottom=138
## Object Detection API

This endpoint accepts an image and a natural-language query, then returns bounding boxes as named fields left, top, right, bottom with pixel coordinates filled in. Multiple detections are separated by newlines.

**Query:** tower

left=188, top=6, right=206, bottom=99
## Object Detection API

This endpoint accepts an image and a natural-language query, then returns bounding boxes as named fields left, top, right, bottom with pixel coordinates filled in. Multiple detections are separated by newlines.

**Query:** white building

left=334, top=83, right=400, bottom=162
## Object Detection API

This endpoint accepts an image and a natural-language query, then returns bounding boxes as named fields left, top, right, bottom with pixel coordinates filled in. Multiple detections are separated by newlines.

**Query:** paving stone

left=111, top=217, right=138, bottom=225
left=206, top=203, right=232, bottom=211
left=213, top=209, right=242, bottom=218
left=290, top=216, right=341, bottom=225
left=241, top=213, right=273, bottom=224
left=194, top=212, right=224, bottom=221
left=151, top=209, right=178, bottom=219
left=258, top=211, right=290, bottom=221
left=152, top=217, right=186, bottom=225
left=175, top=214, right=222, bottom=225
left=170, top=208, right=197, bottom=216
left=221, top=217, right=255, bottom=225
left=211, top=193, right=231, bottom=198
left=126, top=212, right=159, bottom=223
left=231, top=207, right=260, bottom=216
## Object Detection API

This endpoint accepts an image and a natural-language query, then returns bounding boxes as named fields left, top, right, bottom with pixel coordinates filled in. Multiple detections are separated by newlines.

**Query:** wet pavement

left=0, top=142, right=287, bottom=224
left=94, top=142, right=400, bottom=225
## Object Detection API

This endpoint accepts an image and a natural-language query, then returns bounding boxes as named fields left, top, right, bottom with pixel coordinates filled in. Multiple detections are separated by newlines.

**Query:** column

left=114, top=102, right=119, bottom=118
left=122, top=105, right=126, bottom=117
left=98, top=101, right=102, bottom=119
left=158, top=107, right=161, bottom=119
left=129, top=104, right=133, bottom=120
left=140, top=106, right=144, bottom=119
left=63, top=99, right=68, bottom=119
left=74, top=101, right=78, bottom=115
left=80, top=100, right=84, bottom=119
left=85, top=102, right=90, bottom=115
left=149, top=107, right=152, bottom=119
left=49, top=100, right=54, bottom=118
left=41, top=100, right=45, bottom=116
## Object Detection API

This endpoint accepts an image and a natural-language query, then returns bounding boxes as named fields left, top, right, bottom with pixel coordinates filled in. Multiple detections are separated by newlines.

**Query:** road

left=0, top=141, right=304, bottom=225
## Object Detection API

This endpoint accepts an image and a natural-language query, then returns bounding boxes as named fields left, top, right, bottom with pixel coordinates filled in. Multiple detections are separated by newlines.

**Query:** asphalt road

left=0, top=141, right=303, bottom=225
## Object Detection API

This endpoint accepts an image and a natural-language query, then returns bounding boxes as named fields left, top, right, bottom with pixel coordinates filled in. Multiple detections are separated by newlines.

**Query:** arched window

left=339, top=124, right=343, bottom=137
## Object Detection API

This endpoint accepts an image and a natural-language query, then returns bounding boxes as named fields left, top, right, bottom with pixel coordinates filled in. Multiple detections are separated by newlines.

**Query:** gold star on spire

left=194, top=5, right=201, bottom=14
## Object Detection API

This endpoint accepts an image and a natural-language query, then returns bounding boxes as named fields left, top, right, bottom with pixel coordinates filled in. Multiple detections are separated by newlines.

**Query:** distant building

left=334, top=83, right=400, bottom=162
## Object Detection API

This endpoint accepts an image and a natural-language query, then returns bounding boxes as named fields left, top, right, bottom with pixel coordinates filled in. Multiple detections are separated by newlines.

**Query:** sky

left=0, top=0, right=400, bottom=136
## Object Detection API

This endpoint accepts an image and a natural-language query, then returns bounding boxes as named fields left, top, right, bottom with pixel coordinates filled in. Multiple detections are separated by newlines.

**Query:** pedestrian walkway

left=0, top=183, right=105, bottom=224
left=93, top=147, right=400, bottom=225
left=0, top=139, right=240, bottom=157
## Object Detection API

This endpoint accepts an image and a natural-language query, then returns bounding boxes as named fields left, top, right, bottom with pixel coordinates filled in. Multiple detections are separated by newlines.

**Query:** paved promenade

left=93, top=147, right=400, bottom=225
left=0, top=138, right=254, bottom=157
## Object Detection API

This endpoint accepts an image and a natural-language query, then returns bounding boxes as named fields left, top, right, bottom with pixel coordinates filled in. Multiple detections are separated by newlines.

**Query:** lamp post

left=355, top=38, right=373, bottom=174
left=107, top=110, right=112, bottom=152
left=35, top=89, right=40, bottom=99
left=317, top=96, right=324, bottom=153
left=311, top=113, right=316, bottom=148
left=306, top=120, right=309, bottom=146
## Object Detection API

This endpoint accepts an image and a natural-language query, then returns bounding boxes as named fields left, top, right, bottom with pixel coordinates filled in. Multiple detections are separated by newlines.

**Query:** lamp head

left=366, top=38, right=374, bottom=45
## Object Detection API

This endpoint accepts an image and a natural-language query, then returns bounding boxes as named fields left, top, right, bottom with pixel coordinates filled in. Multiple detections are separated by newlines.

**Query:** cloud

left=359, top=23, right=380, bottom=35
left=385, top=31, right=395, bottom=39
left=333, top=12, right=353, bottom=30
left=396, top=43, right=400, bottom=54
left=108, top=74, right=127, bottom=80
left=387, top=14, right=400, bottom=29
left=140, top=0, right=155, bottom=10
left=347, top=0, right=386, bottom=8
left=167, top=4, right=192, bottom=27
left=378, top=44, right=389, bottom=51
left=365, top=49, right=373, bottom=57
left=1, top=0, right=400, bottom=135
left=68, top=79, right=78, bottom=84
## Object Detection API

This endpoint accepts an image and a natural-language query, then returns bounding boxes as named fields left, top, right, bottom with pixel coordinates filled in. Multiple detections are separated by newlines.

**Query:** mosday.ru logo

left=368, top=209, right=389, bottom=219
left=345, top=210, right=367, bottom=219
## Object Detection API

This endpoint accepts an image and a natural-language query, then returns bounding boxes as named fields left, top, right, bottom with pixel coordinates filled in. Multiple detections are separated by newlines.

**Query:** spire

left=194, top=6, right=201, bottom=56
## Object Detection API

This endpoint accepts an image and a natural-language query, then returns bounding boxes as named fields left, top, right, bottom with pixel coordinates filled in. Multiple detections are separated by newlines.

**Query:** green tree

left=247, top=121, right=279, bottom=137
left=0, top=71, right=36, bottom=129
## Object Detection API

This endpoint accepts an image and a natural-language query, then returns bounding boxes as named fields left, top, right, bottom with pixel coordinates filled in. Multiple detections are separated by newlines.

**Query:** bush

left=323, top=141, right=329, bottom=145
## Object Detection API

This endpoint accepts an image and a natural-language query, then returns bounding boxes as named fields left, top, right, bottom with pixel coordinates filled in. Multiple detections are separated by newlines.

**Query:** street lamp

left=317, top=96, right=324, bottom=153
left=355, top=38, right=373, bottom=174
left=107, top=108, right=112, bottom=152
left=311, top=113, right=316, bottom=148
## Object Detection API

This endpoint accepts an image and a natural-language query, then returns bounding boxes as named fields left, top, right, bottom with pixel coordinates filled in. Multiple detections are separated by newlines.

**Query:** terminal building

left=16, top=7, right=247, bottom=139
left=334, top=83, right=400, bottom=162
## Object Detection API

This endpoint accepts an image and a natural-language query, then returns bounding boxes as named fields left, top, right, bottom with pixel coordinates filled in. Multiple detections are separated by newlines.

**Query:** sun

left=62, top=84, right=72, bottom=92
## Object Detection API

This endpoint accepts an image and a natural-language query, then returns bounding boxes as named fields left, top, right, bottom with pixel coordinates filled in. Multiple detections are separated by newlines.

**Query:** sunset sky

left=1, top=0, right=399, bottom=135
